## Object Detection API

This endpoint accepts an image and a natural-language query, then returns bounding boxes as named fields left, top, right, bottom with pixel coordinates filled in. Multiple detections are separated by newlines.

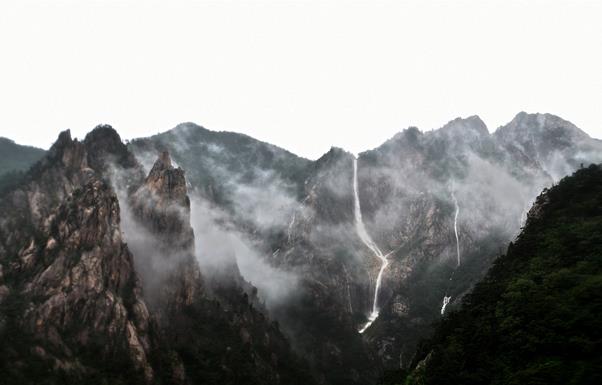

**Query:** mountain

left=0, top=126, right=314, bottom=384
left=400, top=164, right=602, bottom=385
left=0, top=138, right=46, bottom=192
left=128, top=122, right=311, bottom=206
left=0, top=138, right=46, bottom=176
left=0, top=112, right=600, bottom=384
left=495, top=112, right=602, bottom=181
left=126, top=112, right=601, bottom=384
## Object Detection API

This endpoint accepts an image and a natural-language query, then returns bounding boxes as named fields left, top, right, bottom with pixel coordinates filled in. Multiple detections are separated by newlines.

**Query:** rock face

left=495, top=112, right=602, bottom=181
left=1, top=112, right=599, bottom=385
left=128, top=112, right=602, bottom=384
left=129, top=150, right=201, bottom=313
left=0, top=128, right=155, bottom=383
left=0, top=126, right=314, bottom=385
left=133, top=151, right=193, bottom=244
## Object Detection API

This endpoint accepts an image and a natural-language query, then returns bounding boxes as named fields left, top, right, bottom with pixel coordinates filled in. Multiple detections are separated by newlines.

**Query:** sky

left=0, top=0, right=601, bottom=159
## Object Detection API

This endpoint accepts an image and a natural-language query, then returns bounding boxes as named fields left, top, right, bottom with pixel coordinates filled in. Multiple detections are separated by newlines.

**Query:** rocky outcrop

left=124, top=150, right=315, bottom=384
left=124, top=112, right=602, bottom=384
left=132, top=151, right=194, bottom=251
left=0, top=127, right=315, bottom=385
left=3, top=111, right=598, bottom=385
left=0, top=128, right=155, bottom=383
left=494, top=112, right=602, bottom=181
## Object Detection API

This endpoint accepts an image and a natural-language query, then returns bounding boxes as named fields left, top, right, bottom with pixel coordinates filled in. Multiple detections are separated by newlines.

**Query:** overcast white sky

left=1, top=0, right=600, bottom=159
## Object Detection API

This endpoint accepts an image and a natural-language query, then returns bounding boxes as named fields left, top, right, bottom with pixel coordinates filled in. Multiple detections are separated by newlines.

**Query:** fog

left=189, top=195, right=299, bottom=309
left=109, top=156, right=301, bottom=310
left=113, top=114, right=601, bottom=328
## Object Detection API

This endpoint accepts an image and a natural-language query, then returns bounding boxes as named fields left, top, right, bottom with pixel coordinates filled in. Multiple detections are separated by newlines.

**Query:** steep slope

left=403, top=164, right=602, bottom=385
left=124, top=151, right=314, bottom=385
left=271, top=147, right=381, bottom=385
left=125, top=112, right=601, bottom=383
left=352, top=115, right=551, bottom=368
left=0, top=126, right=315, bottom=385
left=0, top=128, right=155, bottom=384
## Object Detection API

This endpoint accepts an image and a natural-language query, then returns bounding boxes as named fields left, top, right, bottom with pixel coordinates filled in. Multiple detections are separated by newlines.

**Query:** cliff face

left=1, top=112, right=599, bottom=385
left=124, top=112, right=601, bottom=384
left=0, top=127, right=315, bottom=385
left=0, top=128, right=155, bottom=383
left=273, top=113, right=601, bottom=376
left=128, top=150, right=201, bottom=315
left=494, top=112, right=602, bottom=181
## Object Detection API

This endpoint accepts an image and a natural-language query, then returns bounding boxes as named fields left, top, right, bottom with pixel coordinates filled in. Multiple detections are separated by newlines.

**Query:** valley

left=0, top=112, right=600, bottom=384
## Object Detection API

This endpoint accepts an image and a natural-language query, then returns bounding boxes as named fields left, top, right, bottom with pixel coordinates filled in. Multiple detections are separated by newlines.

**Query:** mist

left=189, top=194, right=299, bottom=309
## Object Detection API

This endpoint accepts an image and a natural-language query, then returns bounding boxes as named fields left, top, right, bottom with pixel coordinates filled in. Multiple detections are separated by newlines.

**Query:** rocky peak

left=131, top=151, right=193, bottom=252
left=83, top=124, right=140, bottom=173
left=495, top=112, right=589, bottom=144
left=144, top=151, right=189, bottom=209
left=435, top=115, right=491, bottom=151
left=1, top=125, right=316, bottom=385
left=441, top=115, right=488, bottom=135
left=44, top=129, right=88, bottom=172
left=51, top=129, right=73, bottom=151
left=314, top=146, right=354, bottom=171
left=493, top=112, right=602, bottom=181
left=0, top=170, right=155, bottom=382
left=172, top=121, right=208, bottom=136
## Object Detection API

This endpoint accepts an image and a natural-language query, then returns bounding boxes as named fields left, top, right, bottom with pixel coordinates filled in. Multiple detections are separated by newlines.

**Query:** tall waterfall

left=441, top=188, right=462, bottom=315
left=451, top=190, right=461, bottom=267
left=353, top=158, right=390, bottom=333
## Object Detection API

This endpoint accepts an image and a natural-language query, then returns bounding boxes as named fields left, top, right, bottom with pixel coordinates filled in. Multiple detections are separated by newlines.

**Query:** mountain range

left=0, top=112, right=600, bottom=384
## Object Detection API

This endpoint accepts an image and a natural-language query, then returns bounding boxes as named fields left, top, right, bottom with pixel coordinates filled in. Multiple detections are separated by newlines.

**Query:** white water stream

left=441, top=189, right=462, bottom=315
left=353, top=158, right=390, bottom=333
left=440, top=296, right=452, bottom=315
left=451, top=190, right=461, bottom=267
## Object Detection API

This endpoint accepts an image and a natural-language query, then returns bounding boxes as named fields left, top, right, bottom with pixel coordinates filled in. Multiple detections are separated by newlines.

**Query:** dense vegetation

left=397, top=164, right=602, bottom=385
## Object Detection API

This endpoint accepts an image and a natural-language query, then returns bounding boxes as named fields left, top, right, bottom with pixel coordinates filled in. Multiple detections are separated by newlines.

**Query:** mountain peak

left=495, top=112, right=591, bottom=146
left=145, top=151, right=188, bottom=206
left=51, top=129, right=73, bottom=150
left=315, top=146, right=354, bottom=167
left=148, top=150, right=179, bottom=179
left=440, top=115, right=489, bottom=136
left=173, top=121, right=206, bottom=131
left=84, top=124, right=139, bottom=170
left=84, top=124, right=121, bottom=144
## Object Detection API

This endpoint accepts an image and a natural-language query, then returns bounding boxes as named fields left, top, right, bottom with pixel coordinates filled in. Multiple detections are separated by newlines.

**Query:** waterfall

left=440, top=295, right=452, bottom=315
left=441, top=188, right=461, bottom=315
left=451, top=190, right=461, bottom=267
left=353, top=157, right=390, bottom=333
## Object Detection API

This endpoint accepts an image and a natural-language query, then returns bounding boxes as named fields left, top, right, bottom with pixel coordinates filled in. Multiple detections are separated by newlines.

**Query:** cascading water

left=441, top=188, right=462, bottom=315
left=353, top=157, right=390, bottom=333
left=451, top=190, right=461, bottom=267
left=440, top=296, right=452, bottom=315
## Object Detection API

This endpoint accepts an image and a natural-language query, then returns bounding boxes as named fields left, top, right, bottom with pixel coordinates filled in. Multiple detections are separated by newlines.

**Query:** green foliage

left=407, top=164, right=602, bottom=385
